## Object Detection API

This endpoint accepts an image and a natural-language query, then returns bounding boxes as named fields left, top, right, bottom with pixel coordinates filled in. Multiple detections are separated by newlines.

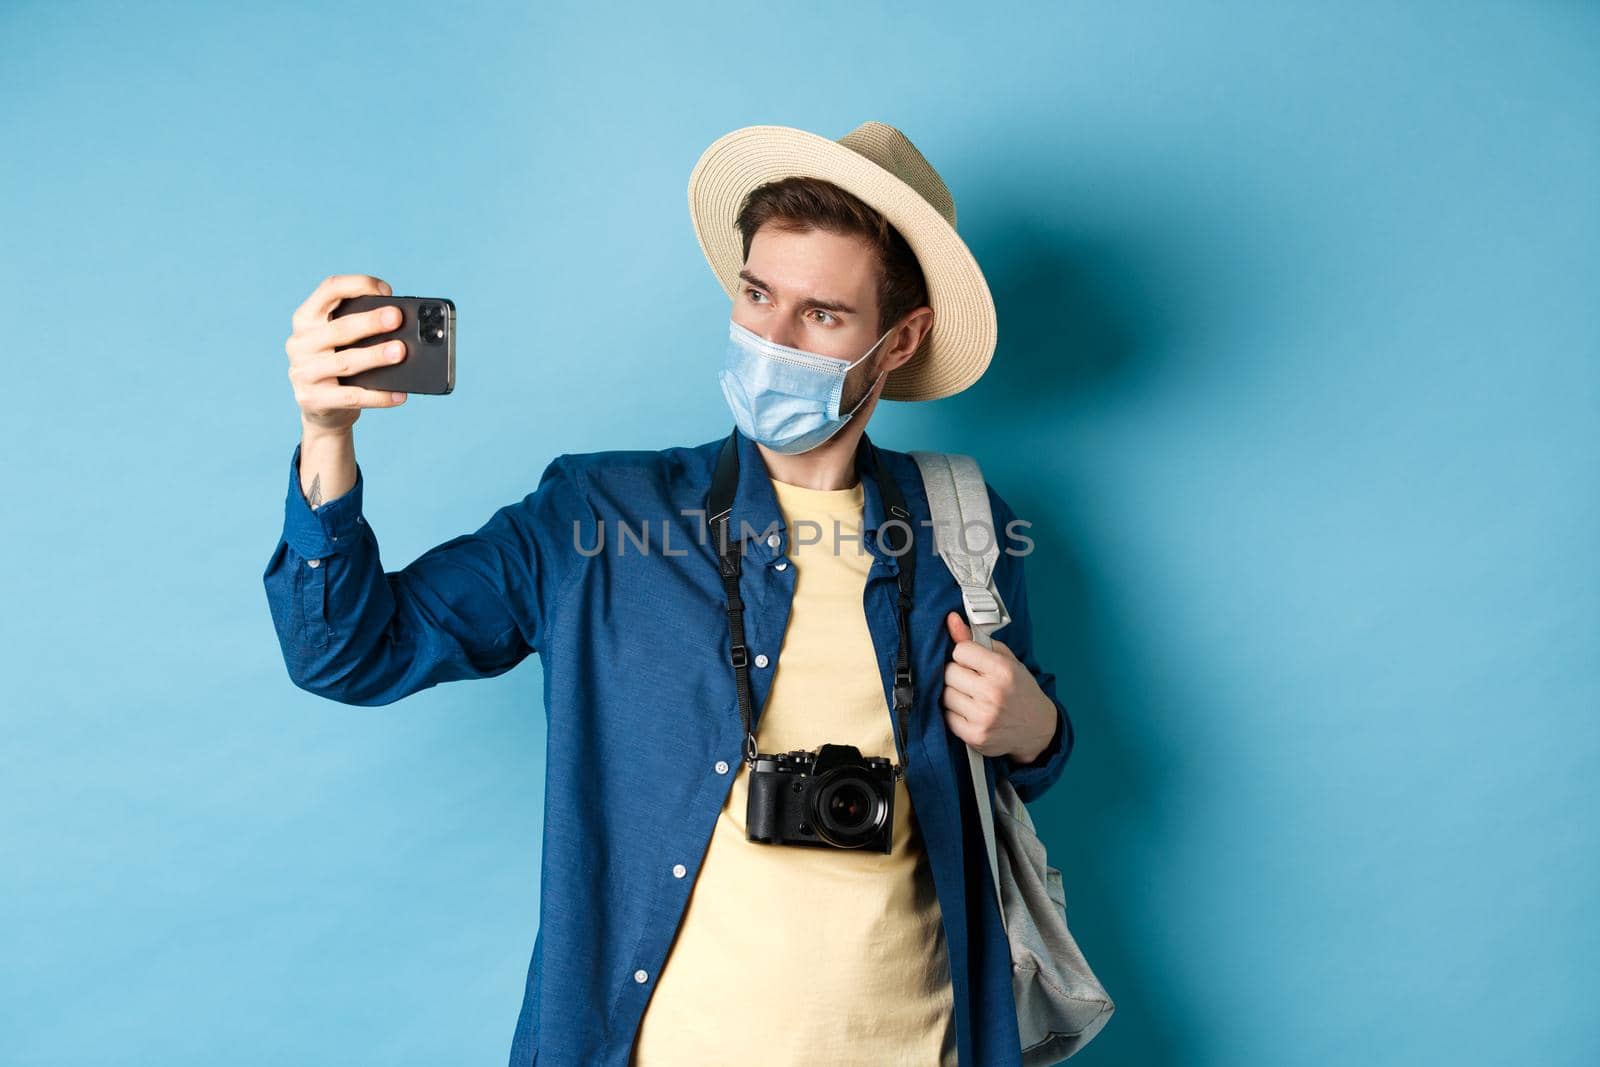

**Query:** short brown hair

left=734, top=176, right=928, bottom=341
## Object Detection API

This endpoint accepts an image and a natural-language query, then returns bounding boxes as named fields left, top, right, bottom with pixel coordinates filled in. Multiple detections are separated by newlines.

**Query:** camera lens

left=420, top=304, right=439, bottom=322
left=812, top=772, right=887, bottom=848
left=826, top=782, right=871, bottom=828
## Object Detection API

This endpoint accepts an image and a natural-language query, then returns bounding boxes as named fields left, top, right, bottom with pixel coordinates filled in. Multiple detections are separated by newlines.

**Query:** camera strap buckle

left=892, top=665, right=914, bottom=712
left=729, top=643, right=749, bottom=670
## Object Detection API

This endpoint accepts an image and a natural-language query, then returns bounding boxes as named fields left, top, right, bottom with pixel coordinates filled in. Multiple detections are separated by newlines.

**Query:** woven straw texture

left=687, top=122, right=997, bottom=402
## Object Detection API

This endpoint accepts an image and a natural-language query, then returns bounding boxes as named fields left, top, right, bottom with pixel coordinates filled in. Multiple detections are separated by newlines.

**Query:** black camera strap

left=707, top=429, right=916, bottom=779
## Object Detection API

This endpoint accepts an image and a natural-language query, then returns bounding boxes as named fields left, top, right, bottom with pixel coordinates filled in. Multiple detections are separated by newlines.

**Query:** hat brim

left=687, top=124, right=996, bottom=402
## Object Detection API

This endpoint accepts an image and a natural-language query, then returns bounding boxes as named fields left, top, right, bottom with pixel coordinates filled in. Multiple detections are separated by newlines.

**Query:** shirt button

left=672, top=863, right=687, bottom=878
left=634, top=969, right=649, bottom=984
left=774, top=560, right=788, bottom=571
left=766, top=533, right=780, bottom=548
left=356, top=515, right=365, bottom=525
left=714, top=760, right=729, bottom=775
left=307, top=558, right=322, bottom=568
left=754, top=653, right=769, bottom=668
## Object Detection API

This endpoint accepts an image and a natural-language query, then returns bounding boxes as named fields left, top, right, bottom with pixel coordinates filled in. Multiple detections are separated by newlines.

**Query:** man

left=265, top=121, right=1073, bottom=1067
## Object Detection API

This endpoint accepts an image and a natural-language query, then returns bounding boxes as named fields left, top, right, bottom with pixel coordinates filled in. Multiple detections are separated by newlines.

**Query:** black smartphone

left=330, top=295, right=455, bottom=395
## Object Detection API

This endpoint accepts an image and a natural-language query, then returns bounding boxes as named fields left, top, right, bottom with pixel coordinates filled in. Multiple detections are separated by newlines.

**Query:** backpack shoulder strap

left=909, top=451, right=1012, bottom=646
left=910, top=450, right=1009, bottom=927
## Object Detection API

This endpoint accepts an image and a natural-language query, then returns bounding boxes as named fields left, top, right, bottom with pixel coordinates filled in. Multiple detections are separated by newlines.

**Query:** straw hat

left=686, top=121, right=997, bottom=402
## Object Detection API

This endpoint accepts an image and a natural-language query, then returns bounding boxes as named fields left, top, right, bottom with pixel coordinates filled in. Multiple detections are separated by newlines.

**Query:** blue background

left=3, top=1, right=1595, bottom=1064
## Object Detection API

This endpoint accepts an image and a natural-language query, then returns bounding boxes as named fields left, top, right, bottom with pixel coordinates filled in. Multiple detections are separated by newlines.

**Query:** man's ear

left=884, top=306, right=934, bottom=373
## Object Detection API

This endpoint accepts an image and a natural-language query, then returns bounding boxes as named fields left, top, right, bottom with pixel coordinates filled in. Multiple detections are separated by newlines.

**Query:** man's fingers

left=943, top=686, right=983, bottom=723
left=291, top=273, right=392, bottom=333
left=313, top=305, right=403, bottom=352
left=943, top=659, right=995, bottom=703
left=950, top=637, right=1003, bottom=673
left=301, top=383, right=408, bottom=410
left=295, top=339, right=406, bottom=383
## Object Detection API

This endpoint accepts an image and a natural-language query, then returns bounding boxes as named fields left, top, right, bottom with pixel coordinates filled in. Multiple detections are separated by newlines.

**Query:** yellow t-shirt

left=629, top=475, right=957, bottom=1067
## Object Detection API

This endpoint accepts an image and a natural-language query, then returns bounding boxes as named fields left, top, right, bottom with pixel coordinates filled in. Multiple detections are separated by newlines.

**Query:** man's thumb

left=946, top=610, right=972, bottom=644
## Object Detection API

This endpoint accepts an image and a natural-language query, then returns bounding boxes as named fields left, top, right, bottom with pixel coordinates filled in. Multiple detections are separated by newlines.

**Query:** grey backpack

left=910, top=451, right=1116, bottom=1065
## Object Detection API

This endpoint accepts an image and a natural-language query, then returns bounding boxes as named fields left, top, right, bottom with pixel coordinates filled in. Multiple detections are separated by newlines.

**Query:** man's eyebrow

left=737, top=269, right=858, bottom=315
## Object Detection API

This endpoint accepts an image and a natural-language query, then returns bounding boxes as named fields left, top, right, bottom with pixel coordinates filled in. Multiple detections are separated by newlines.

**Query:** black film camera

left=746, top=743, right=896, bottom=853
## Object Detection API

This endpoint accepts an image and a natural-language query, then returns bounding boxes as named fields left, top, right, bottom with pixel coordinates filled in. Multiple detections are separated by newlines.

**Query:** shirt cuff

left=282, top=441, right=366, bottom=560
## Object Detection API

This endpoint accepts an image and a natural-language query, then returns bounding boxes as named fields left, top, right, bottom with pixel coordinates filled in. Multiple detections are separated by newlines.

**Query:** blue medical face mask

left=718, top=318, right=894, bottom=455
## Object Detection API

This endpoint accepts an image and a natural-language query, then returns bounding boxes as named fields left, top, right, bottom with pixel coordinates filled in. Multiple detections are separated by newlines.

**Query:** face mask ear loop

left=835, top=327, right=895, bottom=419
left=844, top=326, right=895, bottom=373
left=840, top=364, right=890, bottom=421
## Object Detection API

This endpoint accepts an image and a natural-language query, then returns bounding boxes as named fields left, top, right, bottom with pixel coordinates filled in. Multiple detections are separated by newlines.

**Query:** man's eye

left=745, top=288, right=767, bottom=303
left=811, top=310, right=835, bottom=325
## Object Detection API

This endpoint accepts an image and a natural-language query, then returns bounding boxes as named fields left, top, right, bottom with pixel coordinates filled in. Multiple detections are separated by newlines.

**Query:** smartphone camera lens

left=415, top=304, right=445, bottom=343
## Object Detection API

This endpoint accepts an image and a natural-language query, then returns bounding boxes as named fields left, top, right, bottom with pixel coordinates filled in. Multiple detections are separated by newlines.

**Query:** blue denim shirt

left=261, top=425, right=1073, bottom=1066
